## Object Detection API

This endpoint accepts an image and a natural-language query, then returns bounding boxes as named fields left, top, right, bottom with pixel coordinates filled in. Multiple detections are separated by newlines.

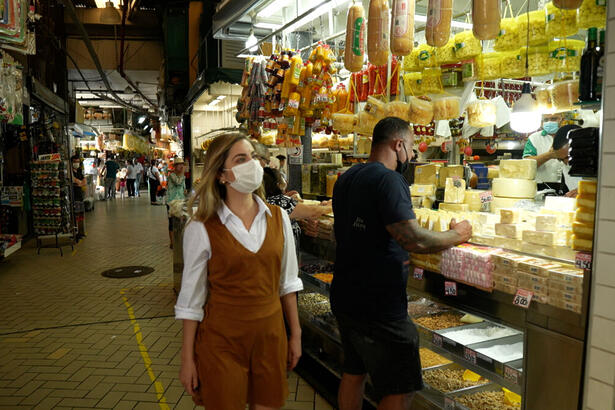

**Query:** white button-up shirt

left=174, top=196, right=303, bottom=321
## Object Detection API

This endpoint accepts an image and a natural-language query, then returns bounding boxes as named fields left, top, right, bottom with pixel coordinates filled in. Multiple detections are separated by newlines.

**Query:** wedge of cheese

left=572, top=222, right=594, bottom=239
left=492, top=178, right=537, bottom=199
left=495, top=223, right=525, bottom=239
left=444, top=177, right=466, bottom=203
left=522, top=230, right=557, bottom=247
left=577, top=179, right=597, bottom=195
left=464, top=189, right=487, bottom=212
left=438, top=165, right=464, bottom=188
left=499, top=159, right=537, bottom=180
left=410, top=184, right=436, bottom=197
left=414, top=164, right=438, bottom=185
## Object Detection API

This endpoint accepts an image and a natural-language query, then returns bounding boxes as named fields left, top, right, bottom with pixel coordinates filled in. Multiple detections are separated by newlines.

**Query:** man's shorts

left=335, top=312, right=424, bottom=401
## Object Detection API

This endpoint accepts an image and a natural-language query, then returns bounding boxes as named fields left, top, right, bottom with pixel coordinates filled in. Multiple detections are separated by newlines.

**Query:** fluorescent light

left=138, top=116, right=146, bottom=124
left=95, top=0, right=119, bottom=7
left=254, top=22, right=282, bottom=30
left=258, top=0, right=292, bottom=18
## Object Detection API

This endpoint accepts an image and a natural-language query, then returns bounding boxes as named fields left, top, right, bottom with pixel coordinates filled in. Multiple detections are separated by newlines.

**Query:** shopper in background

left=551, top=124, right=583, bottom=197
left=331, top=117, right=472, bottom=410
left=71, top=155, right=86, bottom=203
left=101, top=153, right=120, bottom=200
left=523, top=114, right=568, bottom=192
left=276, top=154, right=288, bottom=181
left=134, top=160, right=144, bottom=197
left=176, top=132, right=302, bottom=409
left=148, top=159, right=162, bottom=205
left=166, top=158, right=187, bottom=249
left=126, top=160, right=137, bottom=198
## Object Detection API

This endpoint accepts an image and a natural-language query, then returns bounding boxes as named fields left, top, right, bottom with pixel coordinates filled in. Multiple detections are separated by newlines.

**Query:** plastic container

left=454, top=31, right=482, bottom=60
left=494, top=17, right=519, bottom=51
left=517, top=11, right=548, bottom=46
left=385, top=101, right=411, bottom=121
left=422, top=67, right=443, bottom=94
left=476, top=52, right=502, bottom=80
left=403, top=49, right=420, bottom=72
left=433, top=96, right=461, bottom=120
left=553, top=0, right=582, bottom=9
left=524, top=45, right=551, bottom=76
left=408, top=97, right=434, bottom=125
left=548, top=39, right=585, bottom=73
left=535, top=86, right=553, bottom=112
left=467, top=99, right=497, bottom=127
left=417, top=43, right=438, bottom=68
left=436, top=39, right=457, bottom=64
left=501, top=49, right=526, bottom=78
left=549, top=80, right=580, bottom=111
left=545, top=2, right=578, bottom=39
left=577, top=0, right=606, bottom=29
left=332, top=113, right=357, bottom=134
left=356, top=111, right=378, bottom=135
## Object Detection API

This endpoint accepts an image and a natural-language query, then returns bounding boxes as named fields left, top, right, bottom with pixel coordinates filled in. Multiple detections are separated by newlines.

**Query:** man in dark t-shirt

left=331, top=117, right=472, bottom=409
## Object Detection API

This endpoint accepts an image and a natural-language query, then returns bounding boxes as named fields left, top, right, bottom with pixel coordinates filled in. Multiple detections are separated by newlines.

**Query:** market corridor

left=0, top=198, right=331, bottom=410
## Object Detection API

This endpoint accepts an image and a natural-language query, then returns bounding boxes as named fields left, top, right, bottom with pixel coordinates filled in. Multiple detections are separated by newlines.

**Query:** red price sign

left=432, top=333, right=443, bottom=347
left=413, top=267, right=424, bottom=280
left=575, top=252, right=592, bottom=270
left=513, top=288, right=533, bottom=309
left=479, top=191, right=494, bottom=203
left=444, top=281, right=457, bottom=296
left=464, top=347, right=477, bottom=365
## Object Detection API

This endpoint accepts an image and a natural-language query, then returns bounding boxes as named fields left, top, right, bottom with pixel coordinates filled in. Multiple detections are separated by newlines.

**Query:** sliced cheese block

left=571, top=235, right=593, bottom=251
left=414, top=164, right=438, bottom=185
left=540, top=209, right=574, bottom=227
left=464, top=190, right=487, bottom=211
left=492, top=178, right=537, bottom=199
left=422, top=196, right=434, bottom=209
left=522, top=230, right=557, bottom=246
left=434, top=214, right=452, bottom=232
left=536, top=214, right=559, bottom=232
left=578, top=180, right=597, bottom=195
left=410, top=184, right=436, bottom=197
left=499, top=159, right=537, bottom=180
left=438, top=165, right=464, bottom=188
left=549, top=278, right=582, bottom=294
left=444, top=177, right=466, bottom=203
left=495, top=223, right=524, bottom=239
left=575, top=208, right=595, bottom=224
left=572, top=222, right=594, bottom=239
left=576, top=194, right=596, bottom=210
left=518, top=271, right=549, bottom=285
left=439, top=202, right=470, bottom=212
left=500, top=208, right=521, bottom=224
left=487, top=166, right=499, bottom=179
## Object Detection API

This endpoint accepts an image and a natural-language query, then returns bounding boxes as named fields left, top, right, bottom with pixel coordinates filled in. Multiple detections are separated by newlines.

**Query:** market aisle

left=0, top=197, right=332, bottom=410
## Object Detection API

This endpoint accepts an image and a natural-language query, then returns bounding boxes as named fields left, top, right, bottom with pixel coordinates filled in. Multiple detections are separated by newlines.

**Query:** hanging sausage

left=368, top=0, right=390, bottom=66
left=390, top=0, right=415, bottom=56
left=472, top=0, right=501, bottom=40
left=426, top=0, right=453, bottom=47
left=344, top=3, right=366, bottom=72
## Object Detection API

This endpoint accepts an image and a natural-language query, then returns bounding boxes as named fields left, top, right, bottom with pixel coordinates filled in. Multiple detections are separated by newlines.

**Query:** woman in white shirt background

left=175, top=132, right=303, bottom=409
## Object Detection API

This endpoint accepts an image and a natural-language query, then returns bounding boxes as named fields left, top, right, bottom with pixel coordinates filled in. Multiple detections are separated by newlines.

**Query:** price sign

left=444, top=281, right=457, bottom=296
left=444, top=397, right=455, bottom=410
left=479, top=191, right=494, bottom=203
left=432, top=333, right=443, bottom=347
left=513, top=288, right=533, bottom=309
left=504, top=366, right=521, bottom=385
left=575, top=252, right=592, bottom=270
left=464, top=347, right=477, bottom=365
left=413, top=267, right=424, bottom=280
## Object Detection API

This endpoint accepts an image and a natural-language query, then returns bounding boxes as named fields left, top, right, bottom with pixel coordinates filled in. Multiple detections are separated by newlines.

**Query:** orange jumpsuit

left=193, top=205, right=289, bottom=409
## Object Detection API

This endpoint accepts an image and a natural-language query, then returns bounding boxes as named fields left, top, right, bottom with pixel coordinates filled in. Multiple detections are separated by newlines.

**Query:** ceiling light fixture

left=138, top=115, right=146, bottom=124
left=245, top=29, right=258, bottom=52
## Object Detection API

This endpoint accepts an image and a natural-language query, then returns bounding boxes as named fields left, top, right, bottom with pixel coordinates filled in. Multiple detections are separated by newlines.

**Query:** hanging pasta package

left=494, top=17, right=519, bottom=51
left=472, top=0, right=501, bottom=40
left=476, top=52, right=502, bottom=80
left=454, top=31, right=482, bottom=60
left=501, top=49, right=525, bottom=78
left=332, top=113, right=357, bottom=135
left=422, top=67, right=443, bottom=94
left=577, top=0, right=606, bottom=29
left=390, top=0, right=415, bottom=56
left=417, top=44, right=438, bottom=69
left=368, top=0, right=390, bottom=66
left=517, top=11, right=548, bottom=46
left=436, top=39, right=457, bottom=65
left=433, top=96, right=461, bottom=121
left=535, top=86, right=553, bottom=112
left=385, top=101, right=411, bottom=121
left=403, top=72, right=423, bottom=96
left=408, top=97, right=434, bottom=125
left=344, top=3, right=366, bottom=72
left=545, top=2, right=578, bottom=39
left=426, top=0, right=453, bottom=47
left=403, top=49, right=420, bottom=72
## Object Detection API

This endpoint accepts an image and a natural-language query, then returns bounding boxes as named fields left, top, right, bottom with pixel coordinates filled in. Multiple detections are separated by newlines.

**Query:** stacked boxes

left=547, top=266, right=584, bottom=313
left=441, top=244, right=498, bottom=289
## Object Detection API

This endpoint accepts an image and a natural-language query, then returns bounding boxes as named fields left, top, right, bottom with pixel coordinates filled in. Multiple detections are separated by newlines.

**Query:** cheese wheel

left=499, top=159, right=537, bottom=180
left=472, top=0, right=501, bottom=40
left=390, top=0, right=415, bottom=56
left=426, top=0, right=453, bottom=47
left=492, top=178, right=537, bottom=199
left=344, top=4, right=366, bottom=73
left=368, top=0, right=390, bottom=66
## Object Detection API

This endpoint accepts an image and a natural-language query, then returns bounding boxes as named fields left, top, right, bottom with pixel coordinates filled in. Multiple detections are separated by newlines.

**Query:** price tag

left=413, top=267, right=424, bottom=280
left=432, top=333, right=443, bottom=347
left=444, top=397, right=455, bottom=410
left=479, top=191, right=494, bottom=203
left=504, top=366, right=520, bottom=385
left=464, top=347, right=477, bottom=365
left=513, top=288, right=533, bottom=309
left=444, top=281, right=457, bottom=296
left=575, top=252, right=592, bottom=270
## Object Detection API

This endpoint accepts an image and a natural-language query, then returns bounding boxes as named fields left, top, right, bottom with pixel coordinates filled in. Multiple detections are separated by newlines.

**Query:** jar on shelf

left=454, top=31, right=482, bottom=60
left=524, top=45, right=551, bottom=76
left=517, top=10, right=548, bottom=46
left=577, top=0, right=606, bottom=29
left=548, top=39, right=585, bottom=73
left=476, top=52, right=502, bottom=80
left=501, top=49, right=526, bottom=78
left=494, top=17, right=519, bottom=51
left=422, top=67, right=443, bottom=94
left=545, top=2, right=579, bottom=39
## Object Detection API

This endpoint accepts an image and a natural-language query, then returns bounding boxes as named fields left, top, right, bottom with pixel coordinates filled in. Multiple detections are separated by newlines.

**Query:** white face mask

left=224, top=159, right=263, bottom=194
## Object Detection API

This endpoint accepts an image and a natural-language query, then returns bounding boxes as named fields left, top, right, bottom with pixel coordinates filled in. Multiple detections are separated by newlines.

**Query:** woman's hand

left=287, top=333, right=302, bottom=371
left=179, top=356, right=200, bottom=397
left=565, top=189, right=578, bottom=198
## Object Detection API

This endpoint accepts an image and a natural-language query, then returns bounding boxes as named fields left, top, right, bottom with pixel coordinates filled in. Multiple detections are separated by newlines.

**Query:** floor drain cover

left=101, top=266, right=154, bottom=278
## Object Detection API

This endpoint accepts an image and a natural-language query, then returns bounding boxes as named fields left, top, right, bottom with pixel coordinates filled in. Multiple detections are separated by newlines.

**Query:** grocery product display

left=423, top=367, right=489, bottom=392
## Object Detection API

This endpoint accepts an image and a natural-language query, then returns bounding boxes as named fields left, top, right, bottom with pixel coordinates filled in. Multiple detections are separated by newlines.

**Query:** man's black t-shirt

left=331, top=162, right=415, bottom=321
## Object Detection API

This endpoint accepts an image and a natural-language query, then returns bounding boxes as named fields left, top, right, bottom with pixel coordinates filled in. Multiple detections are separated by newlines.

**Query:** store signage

left=463, top=347, right=477, bottom=365
left=575, top=252, right=592, bottom=270
left=38, top=153, right=61, bottom=161
left=413, top=267, right=424, bottom=280
left=0, top=187, right=23, bottom=207
left=504, top=365, right=521, bottom=385
left=513, top=288, right=533, bottom=309
left=288, top=146, right=303, bottom=165
left=479, top=191, right=494, bottom=203
left=444, top=281, right=457, bottom=296
left=432, top=333, right=443, bottom=347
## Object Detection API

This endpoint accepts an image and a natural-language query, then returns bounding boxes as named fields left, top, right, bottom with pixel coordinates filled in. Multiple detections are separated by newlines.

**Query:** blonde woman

left=175, top=132, right=303, bottom=410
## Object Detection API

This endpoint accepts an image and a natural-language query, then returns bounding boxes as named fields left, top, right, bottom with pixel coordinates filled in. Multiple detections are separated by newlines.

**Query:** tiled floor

left=0, top=196, right=333, bottom=410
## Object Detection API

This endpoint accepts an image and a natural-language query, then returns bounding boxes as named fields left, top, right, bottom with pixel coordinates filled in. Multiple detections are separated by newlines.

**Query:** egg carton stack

left=440, top=244, right=498, bottom=289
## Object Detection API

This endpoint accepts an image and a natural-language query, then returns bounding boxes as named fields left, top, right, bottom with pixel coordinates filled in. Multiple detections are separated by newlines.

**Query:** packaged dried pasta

left=525, top=45, right=551, bottom=76
left=356, top=111, right=379, bottom=135
left=577, top=0, right=606, bottom=29
left=549, top=80, right=579, bottom=111
left=548, top=39, right=584, bottom=73
left=403, top=49, right=420, bottom=72
left=403, top=72, right=424, bottom=96
left=422, top=67, right=443, bottom=94
left=332, top=113, right=357, bottom=135
left=436, top=39, right=457, bottom=65
left=494, top=17, right=519, bottom=51
left=517, top=11, right=548, bottom=46
left=501, top=49, right=526, bottom=78
left=433, top=96, right=460, bottom=120
left=385, top=101, right=411, bottom=121
left=467, top=99, right=496, bottom=127
left=454, top=31, right=482, bottom=60
left=417, top=44, right=438, bottom=69
left=408, top=97, right=434, bottom=125
left=545, top=2, right=578, bottom=38
left=476, top=52, right=502, bottom=80
left=364, top=95, right=387, bottom=118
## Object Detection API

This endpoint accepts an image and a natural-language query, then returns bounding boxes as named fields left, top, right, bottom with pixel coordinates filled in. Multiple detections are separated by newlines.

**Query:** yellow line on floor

left=120, top=289, right=170, bottom=410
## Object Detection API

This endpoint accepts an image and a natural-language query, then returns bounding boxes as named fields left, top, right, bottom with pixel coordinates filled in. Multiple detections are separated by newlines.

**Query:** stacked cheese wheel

left=571, top=180, right=597, bottom=251
left=491, top=159, right=538, bottom=213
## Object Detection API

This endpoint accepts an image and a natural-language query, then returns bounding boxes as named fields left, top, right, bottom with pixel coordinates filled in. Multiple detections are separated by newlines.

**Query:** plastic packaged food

left=385, top=101, right=411, bottom=121
left=441, top=63, right=463, bottom=87
left=501, top=49, right=526, bottom=78
left=454, top=31, right=482, bottom=60
left=467, top=99, right=496, bottom=127
left=433, top=96, right=460, bottom=120
left=545, top=2, right=578, bottom=38
left=391, top=0, right=415, bottom=56
left=535, top=86, right=553, bottom=112
left=476, top=52, right=502, bottom=80
left=408, top=97, right=434, bottom=125
left=403, top=72, right=424, bottom=96
left=364, top=95, right=387, bottom=118
left=554, top=0, right=582, bottom=9
left=332, top=113, right=357, bottom=134
left=472, top=0, right=501, bottom=40
left=436, top=39, right=457, bottom=64
left=402, top=49, right=420, bottom=72
left=494, top=17, right=519, bottom=51
left=426, top=0, right=453, bottom=47
left=524, top=45, right=551, bottom=76
left=344, top=3, right=366, bottom=72
left=356, top=111, right=379, bottom=135
left=548, top=39, right=585, bottom=73
left=368, top=0, right=390, bottom=66
left=417, top=43, right=438, bottom=68
left=422, top=67, right=443, bottom=94
left=549, top=80, right=580, bottom=111
left=517, top=11, right=548, bottom=46
left=577, top=0, right=606, bottom=29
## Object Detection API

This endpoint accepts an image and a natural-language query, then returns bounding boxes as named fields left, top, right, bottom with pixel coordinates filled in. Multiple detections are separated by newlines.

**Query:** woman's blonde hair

left=189, top=132, right=265, bottom=223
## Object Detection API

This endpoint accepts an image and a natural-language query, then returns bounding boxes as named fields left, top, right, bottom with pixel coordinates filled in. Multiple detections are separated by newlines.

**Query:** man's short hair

left=553, top=124, right=580, bottom=150
left=372, top=117, right=411, bottom=146
left=276, top=154, right=287, bottom=161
